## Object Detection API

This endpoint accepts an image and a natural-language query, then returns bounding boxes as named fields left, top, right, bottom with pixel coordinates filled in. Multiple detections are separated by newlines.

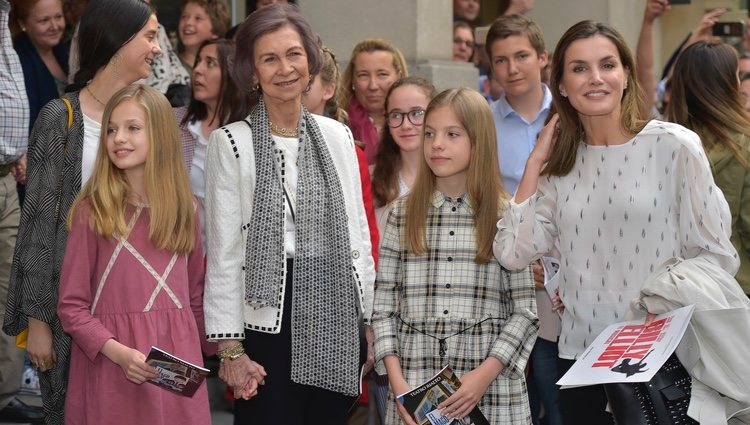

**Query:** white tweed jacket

left=203, top=114, right=375, bottom=340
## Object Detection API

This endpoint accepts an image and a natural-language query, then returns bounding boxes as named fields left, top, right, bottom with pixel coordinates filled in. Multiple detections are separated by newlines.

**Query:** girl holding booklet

left=57, top=85, right=211, bottom=424
left=372, top=87, right=538, bottom=425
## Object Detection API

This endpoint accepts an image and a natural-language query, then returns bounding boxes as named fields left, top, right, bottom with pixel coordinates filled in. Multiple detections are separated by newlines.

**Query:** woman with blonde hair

left=494, top=20, right=739, bottom=423
left=339, top=38, right=407, bottom=163
left=667, top=40, right=750, bottom=295
left=373, top=87, right=537, bottom=425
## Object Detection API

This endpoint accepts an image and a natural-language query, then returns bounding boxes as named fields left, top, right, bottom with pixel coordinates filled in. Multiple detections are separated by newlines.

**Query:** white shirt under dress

left=81, top=113, right=101, bottom=186
left=494, top=120, right=739, bottom=360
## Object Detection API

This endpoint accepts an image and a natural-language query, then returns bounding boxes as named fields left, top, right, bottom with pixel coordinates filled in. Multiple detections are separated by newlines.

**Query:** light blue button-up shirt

left=491, top=84, right=552, bottom=195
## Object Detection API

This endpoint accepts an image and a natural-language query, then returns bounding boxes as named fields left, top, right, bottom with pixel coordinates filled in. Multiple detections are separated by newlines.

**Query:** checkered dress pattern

left=373, top=192, right=538, bottom=425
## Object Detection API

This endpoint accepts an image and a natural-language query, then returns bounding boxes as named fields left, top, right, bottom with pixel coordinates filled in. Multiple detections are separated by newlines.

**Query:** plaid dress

left=373, top=192, right=538, bottom=425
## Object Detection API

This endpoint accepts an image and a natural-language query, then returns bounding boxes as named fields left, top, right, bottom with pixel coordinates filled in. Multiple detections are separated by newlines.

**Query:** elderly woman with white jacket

left=202, top=4, right=375, bottom=425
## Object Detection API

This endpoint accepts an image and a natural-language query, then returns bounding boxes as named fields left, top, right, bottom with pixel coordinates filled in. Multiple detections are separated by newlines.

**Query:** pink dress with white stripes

left=58, top=202, right=210, bottom=425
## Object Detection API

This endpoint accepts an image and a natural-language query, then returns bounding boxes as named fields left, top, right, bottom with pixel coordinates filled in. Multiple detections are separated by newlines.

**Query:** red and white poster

left=557, top=304, right=695, bottom=388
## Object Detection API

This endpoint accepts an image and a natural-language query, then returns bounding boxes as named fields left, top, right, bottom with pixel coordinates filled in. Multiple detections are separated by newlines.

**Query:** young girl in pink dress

left=57, top=85, right=211, bottom=425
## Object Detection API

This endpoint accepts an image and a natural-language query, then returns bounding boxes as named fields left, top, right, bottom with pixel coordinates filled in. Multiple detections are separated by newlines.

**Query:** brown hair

left=545, top=20, right=645, bottom=177
left=453, top=20, right=475, bottom=62
left=339, top=38, right=408, bottom=109
left=233, top=3, right=323, bottom=110
left=484, top=14, right=545, bottom=59
left=183, top=39, right=249, bottom=127
left=667, top=40, right=750, bottom=166
left=10, top=0, right=64, bottom=39
left=371, top=76, right=437, bottom=208
left=181, top=0, right=231, bottom=38
left=405, top=88, right=507, bottom=263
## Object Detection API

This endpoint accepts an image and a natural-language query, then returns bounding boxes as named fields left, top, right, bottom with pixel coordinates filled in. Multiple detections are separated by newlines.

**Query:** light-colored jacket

left=203, top=114, right=375, bottom=340
left=633, top=256, right=750, bottom=425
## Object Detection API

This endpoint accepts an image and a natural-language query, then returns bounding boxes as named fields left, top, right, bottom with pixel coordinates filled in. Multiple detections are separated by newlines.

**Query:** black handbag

left=604, top=354, right=697, bottom=425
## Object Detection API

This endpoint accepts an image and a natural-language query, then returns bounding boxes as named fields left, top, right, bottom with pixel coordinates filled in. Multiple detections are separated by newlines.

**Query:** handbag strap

left=61, top=97, right=73, bottom=129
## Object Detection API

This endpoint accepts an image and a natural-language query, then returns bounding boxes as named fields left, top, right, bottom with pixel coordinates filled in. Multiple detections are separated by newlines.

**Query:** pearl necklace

left=269, top=121, right=299, bottom=138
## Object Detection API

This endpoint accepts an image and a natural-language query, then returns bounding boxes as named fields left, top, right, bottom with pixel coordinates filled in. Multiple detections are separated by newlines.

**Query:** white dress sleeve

left=494, top=176, right=560, bottom=271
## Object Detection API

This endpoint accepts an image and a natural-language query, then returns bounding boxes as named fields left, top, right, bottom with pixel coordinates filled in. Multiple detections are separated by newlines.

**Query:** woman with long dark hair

left=175, top=38, right=248, bottom=248
left=667, top=40, right=750, bottom=296
left=3, top=1, right=162, bottom=422
left=494, top=20, right=738, bottom=423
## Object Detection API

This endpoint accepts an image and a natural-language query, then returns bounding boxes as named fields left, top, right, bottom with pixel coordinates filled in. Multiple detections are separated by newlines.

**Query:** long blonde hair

left=405, top=88, right=507, bottom=263
left=68, top=85, right=196, bottom=254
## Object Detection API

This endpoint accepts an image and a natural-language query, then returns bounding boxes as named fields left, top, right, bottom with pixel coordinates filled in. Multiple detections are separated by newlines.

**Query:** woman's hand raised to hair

left=529, top=114, right=560, bottom=167
left=515, top=114, right=560, bottom=203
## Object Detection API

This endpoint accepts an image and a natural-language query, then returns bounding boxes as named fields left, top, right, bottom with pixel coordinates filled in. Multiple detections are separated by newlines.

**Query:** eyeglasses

left=453, top=37, right=474, bottom=49
left=385, top=109, right=426, bottom=128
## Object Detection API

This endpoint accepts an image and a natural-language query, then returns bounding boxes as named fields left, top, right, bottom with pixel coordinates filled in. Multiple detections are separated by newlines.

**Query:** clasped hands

left=219, top=354, right=267, bottom=400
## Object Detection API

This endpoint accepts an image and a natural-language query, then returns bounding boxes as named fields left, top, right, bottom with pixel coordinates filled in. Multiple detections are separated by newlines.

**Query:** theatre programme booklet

left=557, top=304, right=695, bottom=388
left=397, top=365, right=489, bottom=425
left=145, top=346, right=210, bottom=397
left=541, top=256, right=562, bottom=317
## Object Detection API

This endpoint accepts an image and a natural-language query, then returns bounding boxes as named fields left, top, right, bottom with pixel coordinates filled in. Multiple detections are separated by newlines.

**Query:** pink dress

left=58, top=202, right=211, bottom=425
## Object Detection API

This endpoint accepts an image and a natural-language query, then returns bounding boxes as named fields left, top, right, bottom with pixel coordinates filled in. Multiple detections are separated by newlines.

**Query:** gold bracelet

left=218, top=342, right=245, bottom=361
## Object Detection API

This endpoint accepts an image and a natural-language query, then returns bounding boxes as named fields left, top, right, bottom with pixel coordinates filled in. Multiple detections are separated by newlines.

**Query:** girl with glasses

left=372, top=77, right=437, bottom=235
left=372, top=87, right=537, bottom=425
left=370, top=76, right=436, bottom=420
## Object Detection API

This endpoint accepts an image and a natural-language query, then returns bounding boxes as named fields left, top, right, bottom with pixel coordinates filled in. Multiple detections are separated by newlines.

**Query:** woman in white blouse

left=174, top=38, right=247, bottom=250
left=493, top=20, right=738, bottom=424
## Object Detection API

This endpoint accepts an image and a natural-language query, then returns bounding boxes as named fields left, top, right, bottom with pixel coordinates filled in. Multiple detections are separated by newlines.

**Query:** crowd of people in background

left=1, top=0, right=750, bottom=424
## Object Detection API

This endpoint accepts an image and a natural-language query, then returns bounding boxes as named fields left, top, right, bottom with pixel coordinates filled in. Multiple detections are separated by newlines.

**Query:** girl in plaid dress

left=372, top=87, right=538, bottom=425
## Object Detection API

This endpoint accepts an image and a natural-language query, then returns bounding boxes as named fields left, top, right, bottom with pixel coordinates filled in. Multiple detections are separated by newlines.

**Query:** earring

left=252, top=83, right=260, bottom=92
left=624, top=81, right=628, bottom=90
left=351, top=85, right=355, bottom=91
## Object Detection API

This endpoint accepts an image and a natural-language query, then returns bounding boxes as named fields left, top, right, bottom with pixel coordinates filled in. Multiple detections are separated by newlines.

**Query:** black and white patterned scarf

left=244, top=99, right=360, bottom=396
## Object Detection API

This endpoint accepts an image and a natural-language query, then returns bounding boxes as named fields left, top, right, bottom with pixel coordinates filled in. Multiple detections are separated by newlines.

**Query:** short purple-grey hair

left=233, top=3, right=323, bottom=101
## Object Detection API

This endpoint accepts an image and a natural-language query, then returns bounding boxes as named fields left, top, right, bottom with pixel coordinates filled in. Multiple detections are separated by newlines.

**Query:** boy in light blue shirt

left=488, top=14, right=551, bottom=195
left=486, top=14, right=562, bottom=425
